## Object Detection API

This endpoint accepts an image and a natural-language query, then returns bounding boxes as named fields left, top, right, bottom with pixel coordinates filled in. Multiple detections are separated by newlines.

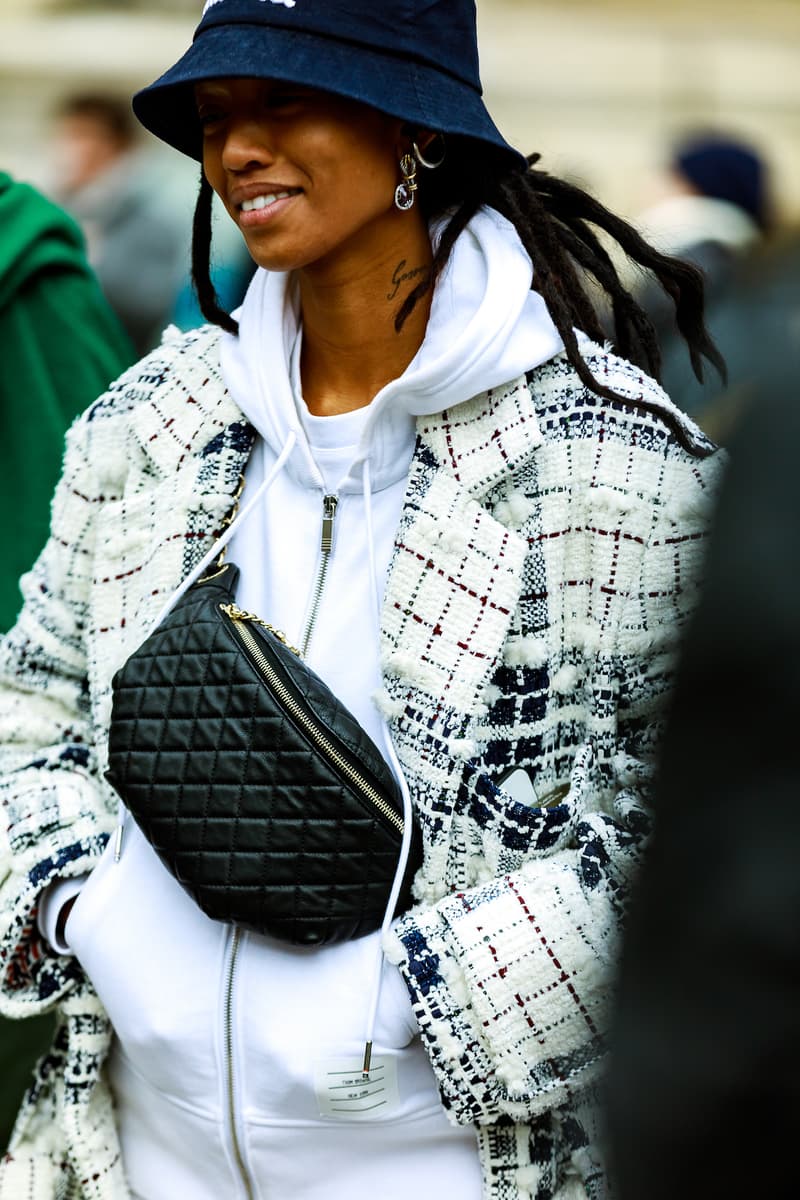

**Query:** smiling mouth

left=239, top=189, right=301, bottom=213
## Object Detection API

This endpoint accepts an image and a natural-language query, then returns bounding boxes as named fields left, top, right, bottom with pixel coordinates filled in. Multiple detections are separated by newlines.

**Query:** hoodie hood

left=221, top=206, right=564, bottom=494
left=0, top=172, right=92, bottom=311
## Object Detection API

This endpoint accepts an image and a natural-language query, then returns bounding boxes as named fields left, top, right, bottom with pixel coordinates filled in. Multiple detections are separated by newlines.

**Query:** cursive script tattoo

left=386, top=259, right=429, bottom=301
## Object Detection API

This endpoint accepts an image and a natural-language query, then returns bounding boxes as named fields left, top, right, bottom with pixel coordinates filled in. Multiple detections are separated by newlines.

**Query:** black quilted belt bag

left=105, top=562, right=422, bottom=946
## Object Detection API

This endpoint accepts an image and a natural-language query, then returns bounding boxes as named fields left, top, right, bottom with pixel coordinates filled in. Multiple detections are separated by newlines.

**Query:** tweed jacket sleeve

left=381, top=349, right=724, bottom=1135
left=0, top=401, right=118, bottom=1017
left=0, top=326, right=248, bottom=1022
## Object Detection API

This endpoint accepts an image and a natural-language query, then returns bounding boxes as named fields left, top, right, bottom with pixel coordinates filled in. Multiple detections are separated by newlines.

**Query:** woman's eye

left=198, top=110, right=224, bottom=127
left=198, top=114, right=230, bottom=137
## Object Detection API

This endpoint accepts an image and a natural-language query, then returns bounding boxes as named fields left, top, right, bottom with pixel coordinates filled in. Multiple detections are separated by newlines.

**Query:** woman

left=0, top=2, right=723, bottom=1198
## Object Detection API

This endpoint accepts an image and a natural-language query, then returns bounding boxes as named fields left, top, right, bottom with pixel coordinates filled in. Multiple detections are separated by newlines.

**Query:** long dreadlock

left=191, top=143, right=725, bottom=456
left=192, top=174, right=238, bottom=336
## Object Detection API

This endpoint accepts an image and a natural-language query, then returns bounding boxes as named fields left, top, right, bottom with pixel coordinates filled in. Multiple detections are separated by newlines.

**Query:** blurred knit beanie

left=674, top=135, right=769, bottom=231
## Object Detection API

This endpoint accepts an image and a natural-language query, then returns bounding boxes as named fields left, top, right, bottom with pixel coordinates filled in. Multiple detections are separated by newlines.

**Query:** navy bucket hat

left=133, top=0, right=524, bottom=169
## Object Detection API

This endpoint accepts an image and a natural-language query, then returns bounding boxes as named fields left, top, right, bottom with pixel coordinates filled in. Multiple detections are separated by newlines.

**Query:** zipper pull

left=321, top=494, right=339, bottom=554
left=362, top=1040, right=373, bottom=1079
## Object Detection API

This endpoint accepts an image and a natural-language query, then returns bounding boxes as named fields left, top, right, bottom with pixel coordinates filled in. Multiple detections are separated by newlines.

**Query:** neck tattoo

left=386, top=259, right=429, bottom=302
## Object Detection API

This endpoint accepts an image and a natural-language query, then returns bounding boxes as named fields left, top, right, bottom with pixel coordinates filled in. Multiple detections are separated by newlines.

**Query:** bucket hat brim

left=133, top=23, right=525, bottom=169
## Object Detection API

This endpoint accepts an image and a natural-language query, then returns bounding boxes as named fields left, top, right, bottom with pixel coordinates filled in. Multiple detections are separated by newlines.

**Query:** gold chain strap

left=199, top=475, right=302, bottom=658
left=219, top=603, right=302, bottom=658
left=215, top=473, right=246, bottom=568
left=197, top=474, right=246, bottom=582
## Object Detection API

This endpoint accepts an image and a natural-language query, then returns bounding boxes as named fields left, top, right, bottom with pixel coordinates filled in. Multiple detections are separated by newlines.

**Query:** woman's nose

left=221, top=118, right=276, bottom=173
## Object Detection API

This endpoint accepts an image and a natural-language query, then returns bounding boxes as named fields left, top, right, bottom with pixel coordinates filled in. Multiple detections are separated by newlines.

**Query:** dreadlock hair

left=190, top=141, right=726, bottom=455
left=191, top=173, right=238, bottom=336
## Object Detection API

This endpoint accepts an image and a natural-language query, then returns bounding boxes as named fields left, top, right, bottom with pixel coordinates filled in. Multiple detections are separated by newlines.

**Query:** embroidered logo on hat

left=203, top=0, right=296, bottom=13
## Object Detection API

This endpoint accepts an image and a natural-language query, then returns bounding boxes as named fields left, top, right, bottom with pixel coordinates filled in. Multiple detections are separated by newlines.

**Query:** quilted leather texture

left=106, top=565, right=422, bottom=945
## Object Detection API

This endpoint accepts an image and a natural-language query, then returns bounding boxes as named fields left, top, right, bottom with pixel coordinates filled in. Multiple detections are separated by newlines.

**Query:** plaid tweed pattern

left=0, top=325, right=721, bottom=1199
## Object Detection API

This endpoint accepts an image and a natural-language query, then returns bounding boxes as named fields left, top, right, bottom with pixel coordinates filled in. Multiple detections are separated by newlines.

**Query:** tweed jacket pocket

left=451, top=743, right=595, bottom=884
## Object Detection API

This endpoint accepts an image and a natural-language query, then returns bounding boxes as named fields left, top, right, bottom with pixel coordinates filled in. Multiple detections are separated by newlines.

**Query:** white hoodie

left=61, top=208, right=564, bottom=1200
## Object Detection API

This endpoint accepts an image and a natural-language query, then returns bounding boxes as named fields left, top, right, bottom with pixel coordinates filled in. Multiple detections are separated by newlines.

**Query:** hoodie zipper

left=219, top=604, right=403, bottom=835
left=300, top=494, right=338, bottom=656
left=223, top=927, right=255, bottom=1200
left=217, top=493, right=348, bottom=1195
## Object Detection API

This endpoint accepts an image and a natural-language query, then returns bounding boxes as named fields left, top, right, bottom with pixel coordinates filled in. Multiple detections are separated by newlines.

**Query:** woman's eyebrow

left=194, top=84, right=231, bottom=100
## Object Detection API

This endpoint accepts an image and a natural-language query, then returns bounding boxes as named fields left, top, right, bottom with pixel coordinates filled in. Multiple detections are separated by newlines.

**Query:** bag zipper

left=219, top=604, right=403, bottom=836
left=300, top=494, right=338, bottom=657
left=223, top=926, right=255, bottom=1200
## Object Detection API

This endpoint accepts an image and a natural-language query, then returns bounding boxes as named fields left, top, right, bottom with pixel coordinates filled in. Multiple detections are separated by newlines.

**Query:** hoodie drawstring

left=360, top=459, right=417, bottom=1077
left=114, top=432, right=299, bottom=861
left=153, top=431, right=298, bottom=630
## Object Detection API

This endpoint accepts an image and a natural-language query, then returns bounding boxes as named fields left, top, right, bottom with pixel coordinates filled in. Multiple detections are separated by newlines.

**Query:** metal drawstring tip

left=361, top=1041, right=373, bottom=1079
left=114, top=823, right=124, bottom=863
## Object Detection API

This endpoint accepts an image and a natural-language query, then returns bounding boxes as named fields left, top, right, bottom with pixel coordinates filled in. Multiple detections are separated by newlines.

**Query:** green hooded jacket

left=0, top=172, right=134, bottom=631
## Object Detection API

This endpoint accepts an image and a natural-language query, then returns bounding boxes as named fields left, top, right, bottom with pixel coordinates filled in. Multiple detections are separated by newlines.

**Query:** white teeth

left=240, top=191, right=293, bottom=213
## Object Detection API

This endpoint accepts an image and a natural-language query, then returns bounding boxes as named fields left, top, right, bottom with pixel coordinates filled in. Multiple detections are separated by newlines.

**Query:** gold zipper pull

left=321, top=494, right=339, bottom=554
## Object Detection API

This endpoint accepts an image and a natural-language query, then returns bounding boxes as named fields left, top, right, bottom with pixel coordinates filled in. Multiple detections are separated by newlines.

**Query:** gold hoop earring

left=413, top=134, right=447, bottom=170
left=394, top=153, right=418, bottom=211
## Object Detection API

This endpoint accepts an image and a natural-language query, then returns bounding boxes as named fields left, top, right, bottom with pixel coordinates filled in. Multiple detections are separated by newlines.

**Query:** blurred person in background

left=52, top=90, right=254, bottom=349
left=606, top=253, right=800, bottom=1195
left=638, top=131, right=769, bottom=313
left=632, top=131, right=772, bottom=439
left=0, top=170, right=133, bottom=1150
left=0, top=1, right=725, bottom=1197
left=51, top=92, right=189, bottom=355
left=659, top=224, right=800, bottom=444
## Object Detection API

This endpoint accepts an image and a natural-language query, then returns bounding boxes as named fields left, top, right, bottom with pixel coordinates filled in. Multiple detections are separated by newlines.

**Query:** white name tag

left=315, top=1056, right=399, bottom=1121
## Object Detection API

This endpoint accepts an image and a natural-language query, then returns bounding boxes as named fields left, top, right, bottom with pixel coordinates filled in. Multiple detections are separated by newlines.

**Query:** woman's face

left=196, top=78, right=415, bottom=276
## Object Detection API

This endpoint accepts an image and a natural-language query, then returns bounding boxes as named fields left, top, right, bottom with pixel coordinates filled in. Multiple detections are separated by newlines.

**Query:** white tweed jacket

left=0, top=325, right=721, bottom=1200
